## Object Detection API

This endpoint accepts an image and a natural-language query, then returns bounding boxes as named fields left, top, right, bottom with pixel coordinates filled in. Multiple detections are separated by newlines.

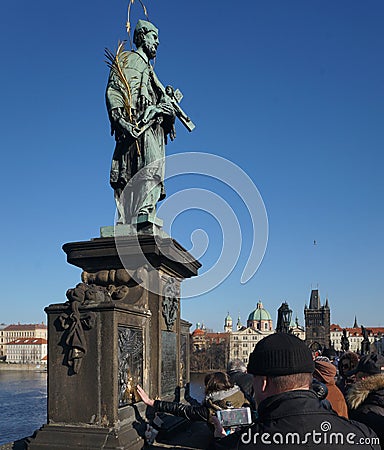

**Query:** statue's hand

left=142, top=106, right=162, bottom=124
left=118, top=117, right=134, bottom=134
left=110, top=108, right=132, bottom=129
left=110, top=107, right=123, bottom=123
left=160, top=102, right=176, bottom=119
left=169, top=125, right=176, bottom=141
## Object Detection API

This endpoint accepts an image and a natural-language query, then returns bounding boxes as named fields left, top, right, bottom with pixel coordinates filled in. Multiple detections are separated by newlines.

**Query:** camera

left=216, top=407, right=252, bottom=428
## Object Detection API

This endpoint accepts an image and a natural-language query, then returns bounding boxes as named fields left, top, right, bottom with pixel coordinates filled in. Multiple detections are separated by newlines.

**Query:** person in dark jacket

left=213, top=333, right=380, bottom=449
left=347, top=353, right=384, bottom=448
left=227, top=358, right=256, bottom=410
left=313, top=357, right=349, bottom=418
left=137, top=371, right=248, bottom=425
left=337, top=351, right=359, bottom=396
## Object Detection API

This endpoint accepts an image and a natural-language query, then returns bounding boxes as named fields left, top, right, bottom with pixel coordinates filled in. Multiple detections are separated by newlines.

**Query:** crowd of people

left=137, top=333, right=384, bottom=449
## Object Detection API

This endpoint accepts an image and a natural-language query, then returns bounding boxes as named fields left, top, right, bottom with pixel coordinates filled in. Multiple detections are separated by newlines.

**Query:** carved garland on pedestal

left=57, top=266, right=148, bottom=374
left=58, top=285, right=97, bottom=375
left=162, top=277, right=179, bottom=331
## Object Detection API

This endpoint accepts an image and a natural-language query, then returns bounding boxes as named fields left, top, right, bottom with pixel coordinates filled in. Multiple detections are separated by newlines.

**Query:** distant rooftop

left=331, top=323, right=384, bottom=336
left=4, top=323, right=47, bottom=331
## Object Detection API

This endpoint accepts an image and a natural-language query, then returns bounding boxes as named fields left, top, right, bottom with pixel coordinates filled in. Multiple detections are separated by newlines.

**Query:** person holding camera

left=227, top=358, right=257, bottom=410
left=213, top=333, right=379, bottom=449
left=137, top=371, right=251, bottom=435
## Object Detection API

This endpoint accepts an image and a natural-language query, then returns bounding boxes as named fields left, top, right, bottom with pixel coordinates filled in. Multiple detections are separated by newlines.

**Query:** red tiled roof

left=331, top=324, right=384, bottom=336
left=192, top=328, right=205, bottom=336
left=330, top=324, right=343, bottom=331
left=206, top=332, right=230, bottom=343
left=4, top=323, right=47, bottom=331
left=206, top=332, right=229, bottom=338
left=41, top=355, right=48, bottom=361
left=7, top=338, right=48, bottom=345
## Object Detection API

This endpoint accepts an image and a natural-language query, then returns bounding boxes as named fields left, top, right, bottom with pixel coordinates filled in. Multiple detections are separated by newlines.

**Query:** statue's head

left=133, top=20, right=159, bottom=60
left=165, top=85, right=174, bottom=96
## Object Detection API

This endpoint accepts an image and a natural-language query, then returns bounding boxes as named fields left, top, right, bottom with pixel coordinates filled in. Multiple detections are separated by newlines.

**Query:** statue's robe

left=106, top=51, right=169, bottom=222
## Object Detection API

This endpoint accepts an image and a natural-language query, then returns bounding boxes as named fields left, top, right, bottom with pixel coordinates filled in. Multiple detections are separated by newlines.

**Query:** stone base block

left=27, top=423, right=143, bottom=450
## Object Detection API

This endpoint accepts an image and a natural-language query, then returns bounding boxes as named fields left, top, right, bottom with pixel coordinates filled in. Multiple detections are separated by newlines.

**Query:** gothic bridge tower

left=304, top=289, right=330, bottom=351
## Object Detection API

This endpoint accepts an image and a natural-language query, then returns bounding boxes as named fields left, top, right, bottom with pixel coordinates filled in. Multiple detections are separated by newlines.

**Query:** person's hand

left=209, top=415, right=227, bottom=438
left=136, top=385, right=155, bottom=407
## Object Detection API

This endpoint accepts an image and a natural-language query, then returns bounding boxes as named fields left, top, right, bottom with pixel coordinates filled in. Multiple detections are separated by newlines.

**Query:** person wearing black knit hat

left=213, top=333, right=380, bottom=449
left=247, top=332, right=315, bottom=374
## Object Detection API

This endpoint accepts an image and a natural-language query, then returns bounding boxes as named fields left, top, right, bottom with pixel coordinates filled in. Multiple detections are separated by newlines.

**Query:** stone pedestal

left=28, top=233, right=200, bottom=450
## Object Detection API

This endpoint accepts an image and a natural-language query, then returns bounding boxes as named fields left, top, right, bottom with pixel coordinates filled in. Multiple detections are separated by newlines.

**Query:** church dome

left=247, top=302, right=272, bottom=322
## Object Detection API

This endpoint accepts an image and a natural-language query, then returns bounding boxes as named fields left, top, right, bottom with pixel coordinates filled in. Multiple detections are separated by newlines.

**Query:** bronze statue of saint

left=106, top=20, right=176, bottom=224
left=341, top=328, right=350, bottom=352
left=361, top=325, right=370, bottom=355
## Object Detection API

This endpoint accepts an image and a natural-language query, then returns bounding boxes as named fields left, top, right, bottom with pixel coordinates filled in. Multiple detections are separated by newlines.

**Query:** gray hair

left=227, top=358, right=247, bottom=373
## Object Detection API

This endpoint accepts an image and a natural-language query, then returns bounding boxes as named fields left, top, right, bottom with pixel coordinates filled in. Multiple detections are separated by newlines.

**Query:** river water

left=0, top=370, right=47, bottom=445
left=0, top=371, right=207, bottom=445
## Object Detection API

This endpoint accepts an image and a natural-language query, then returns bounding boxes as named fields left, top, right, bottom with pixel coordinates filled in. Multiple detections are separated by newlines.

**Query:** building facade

left=330, top=323, right=384, bottom=353
left=190, top=324, right=230, bottom=371
left=228, top=302, right=275, bottom=364
left=191, top=301, right=307, bottom=369
left=289, top=317, right=306, bottom=341
left=2, top=323, right=47, bottom=361
left=0, top=323, right=7, bottom=359
left=229, top=327, right=269, bottom=364
left=6, top=337, right=48, bottom=364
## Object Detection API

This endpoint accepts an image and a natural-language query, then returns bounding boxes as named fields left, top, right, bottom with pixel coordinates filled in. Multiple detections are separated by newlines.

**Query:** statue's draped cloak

left=106, top=51, right=166, bottom=218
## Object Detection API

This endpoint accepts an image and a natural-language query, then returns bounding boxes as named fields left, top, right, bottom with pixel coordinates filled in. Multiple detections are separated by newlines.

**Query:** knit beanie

left=247, top=333, right=314, bottom=376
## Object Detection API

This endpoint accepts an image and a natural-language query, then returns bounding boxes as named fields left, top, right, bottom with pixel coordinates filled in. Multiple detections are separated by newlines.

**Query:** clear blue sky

left=0, top=1, right=383, bottom=331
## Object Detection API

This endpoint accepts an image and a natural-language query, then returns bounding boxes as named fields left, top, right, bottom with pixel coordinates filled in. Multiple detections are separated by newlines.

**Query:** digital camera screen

left=216, top=407, right=252, bottom=427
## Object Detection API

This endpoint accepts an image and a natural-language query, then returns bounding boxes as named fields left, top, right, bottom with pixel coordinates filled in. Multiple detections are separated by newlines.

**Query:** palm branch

left=105, top=42, right=141, bottom=156
left=105, top=41, right=134, bottom=123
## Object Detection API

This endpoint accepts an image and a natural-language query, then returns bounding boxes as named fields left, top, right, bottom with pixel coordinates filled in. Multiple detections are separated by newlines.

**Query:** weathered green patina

left=106, top=20, right=193, bottom=225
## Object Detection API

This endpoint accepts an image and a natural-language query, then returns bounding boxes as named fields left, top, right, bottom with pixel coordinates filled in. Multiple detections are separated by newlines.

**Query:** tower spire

left=353, top=316, right=358, bottom=328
